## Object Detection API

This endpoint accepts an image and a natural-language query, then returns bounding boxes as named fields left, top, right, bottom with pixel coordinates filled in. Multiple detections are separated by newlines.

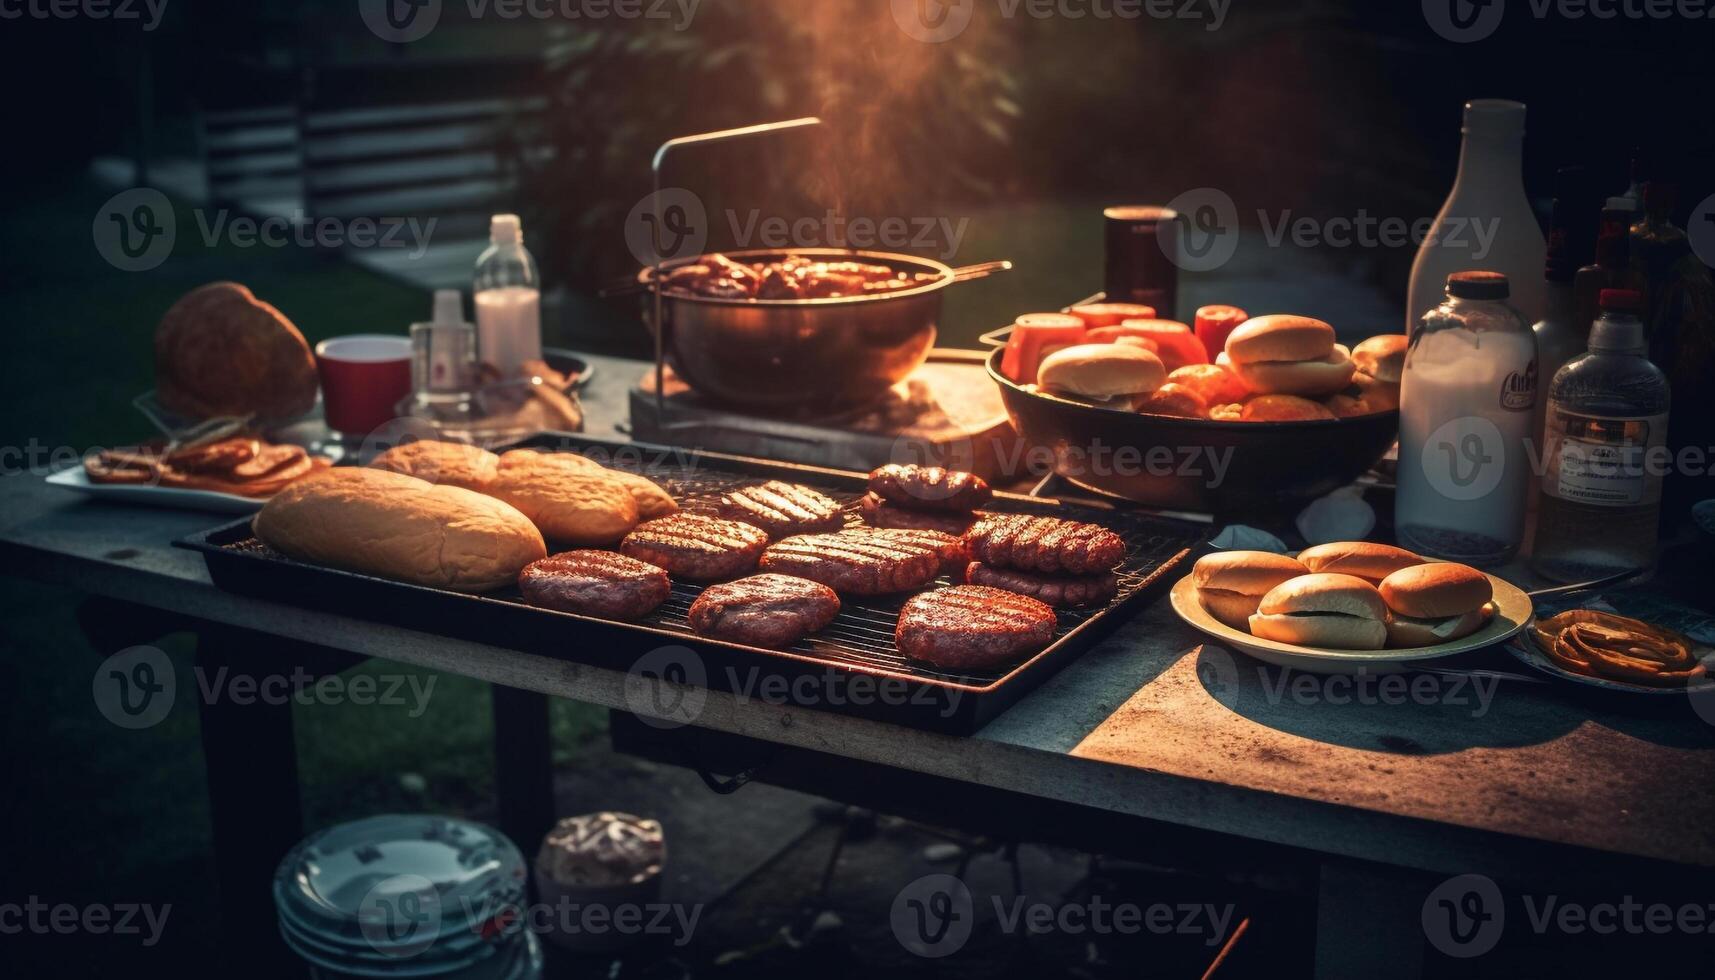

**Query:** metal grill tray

left=177, top=434, right=1205, bottom=733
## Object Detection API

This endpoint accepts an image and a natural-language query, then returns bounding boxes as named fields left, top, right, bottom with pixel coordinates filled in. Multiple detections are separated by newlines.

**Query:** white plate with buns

left=1169, top=545, right=1532, bottom=673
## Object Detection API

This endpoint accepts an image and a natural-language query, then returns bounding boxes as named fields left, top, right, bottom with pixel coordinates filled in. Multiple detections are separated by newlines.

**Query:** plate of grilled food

left=1170, top=542, right=1533, bottom=674
left=1506, top=606, right=1712, bottom=696
left=53, top=425, right=332, bottom=513
left=177, top=435, right=1206, bottom=732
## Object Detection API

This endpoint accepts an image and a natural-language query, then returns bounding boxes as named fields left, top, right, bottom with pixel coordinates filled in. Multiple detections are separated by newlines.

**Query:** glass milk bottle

left=1532, top=290, right=1670, bottom=582
left=1396, top=271, right=1539, bottom=565
left=474, top=214, right=543, bottom=378
left=1406, top=100, right=1547, bottom=334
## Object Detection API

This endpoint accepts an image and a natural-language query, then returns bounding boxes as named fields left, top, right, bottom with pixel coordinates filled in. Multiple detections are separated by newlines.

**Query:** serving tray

left=176, top=434, right=1205, bottom=733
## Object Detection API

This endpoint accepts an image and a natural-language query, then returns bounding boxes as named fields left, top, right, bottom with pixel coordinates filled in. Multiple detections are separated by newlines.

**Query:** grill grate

left=219, top=449, right=1203, bottom=687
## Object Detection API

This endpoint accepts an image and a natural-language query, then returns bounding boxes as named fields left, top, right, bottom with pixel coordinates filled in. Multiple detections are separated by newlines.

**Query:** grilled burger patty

left=964, top=561, right=1118, bottom=609
left=895, top=585, right=1057, bottom=671
left=867, top=464, right=992, bottom=512
left=858, top=492, right=978, bottom=536
left=687, top=574, right=841, bottom=648
left=620, top=513, right=770, bottom=581
left=758, top=528, right=943, bottom=595
left=716, top=481, right=846, bottom=539
left=964, top=514, right=1126, bottom=575
left=867, top=527, right=969, bottom=574
left=519, top=550, right=671, bottom=621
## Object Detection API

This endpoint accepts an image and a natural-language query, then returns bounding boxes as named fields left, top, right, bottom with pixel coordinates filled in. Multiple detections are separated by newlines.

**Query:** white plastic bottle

left=474, top=214, right=543, bottom=378
left=1406, top=100, right=1546, bottom=334
left=1396, top=271, right=1538, bottom=566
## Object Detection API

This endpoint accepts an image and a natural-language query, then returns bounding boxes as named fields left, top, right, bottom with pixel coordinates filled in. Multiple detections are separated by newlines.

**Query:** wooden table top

left=6, top=352, right=1713, bottom=890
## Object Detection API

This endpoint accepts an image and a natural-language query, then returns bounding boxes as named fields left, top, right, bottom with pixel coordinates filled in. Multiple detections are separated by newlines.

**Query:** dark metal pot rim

left=986, top=347, right=1401, bottom=431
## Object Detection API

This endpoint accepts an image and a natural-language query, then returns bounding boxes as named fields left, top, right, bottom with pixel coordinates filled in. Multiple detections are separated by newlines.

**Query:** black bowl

left=987, top=348, right=1399, bottom=517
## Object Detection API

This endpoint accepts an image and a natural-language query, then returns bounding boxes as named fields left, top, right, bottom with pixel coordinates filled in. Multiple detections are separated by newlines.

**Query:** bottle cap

left=1446, top=270, right=1510, bottom=300
left=1462, top=99, right=1527, bottom=141
left=432, top=289, right=465, bottom=326
left=490, top=213, right=522, bottom=245
left=1598, top=289, right=1642, bottom=313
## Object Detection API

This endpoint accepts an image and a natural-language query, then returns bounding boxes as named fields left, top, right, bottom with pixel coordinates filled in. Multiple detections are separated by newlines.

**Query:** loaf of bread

left=252, top=468, right=546, bottom=592
left=369, top=440, right=501, bottom=490
left=486, top=450, right=640, bottom=545
left=155, top=282, right=320, bottom=423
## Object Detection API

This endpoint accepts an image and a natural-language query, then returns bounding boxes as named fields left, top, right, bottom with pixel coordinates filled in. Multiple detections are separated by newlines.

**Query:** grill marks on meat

left=964, top=514, right=1126, bottom=576
left=519, top=550, right=671, bottom=621
left=896, top=586, right=1057, bottom=671
left=867, top=464, right=992, bottom=512
left=619, top=514, right=769, bottom=581
left=867, top=527, right=968, bottom=575
left=964, top=562, right=1118, bottom=609
left=758, top=528, right=943, bottom=595
left=716, top=481, right=846, bottom=539
left=859, top=493, right=977, bottom=536
left=687, top=574, right=840, bottom=647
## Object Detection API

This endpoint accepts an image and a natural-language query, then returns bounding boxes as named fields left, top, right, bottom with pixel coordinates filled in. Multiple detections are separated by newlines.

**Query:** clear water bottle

left=474, top=214, right=542, bottom=378
left=1396, top=271, right=1538, bottom=565
left=1532, top=289, right=1670, bottom=581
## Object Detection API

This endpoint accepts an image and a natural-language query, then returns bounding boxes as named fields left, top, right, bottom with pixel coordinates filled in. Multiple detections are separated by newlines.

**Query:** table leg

left=1313, top=859, right=1427, bottom=980
left=492, top=685, right=555, bottom=852
left=196, top=625, right=307, bottom=979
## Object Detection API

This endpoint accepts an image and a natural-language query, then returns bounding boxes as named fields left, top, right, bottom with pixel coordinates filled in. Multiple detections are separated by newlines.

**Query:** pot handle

left=949, top=260, right=1013, bottom=282
left=976, top=324, right=1014, bottom=348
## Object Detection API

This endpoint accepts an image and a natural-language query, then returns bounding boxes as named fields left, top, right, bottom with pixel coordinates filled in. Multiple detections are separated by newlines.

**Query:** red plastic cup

left=315, top=335, right=413, bottom=437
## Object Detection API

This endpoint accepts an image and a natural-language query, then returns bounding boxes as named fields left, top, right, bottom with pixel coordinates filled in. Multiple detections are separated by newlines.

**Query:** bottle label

left=1500, top=359, right=1536, bottom=412
left=1542, top=407, right=1669, bottom=506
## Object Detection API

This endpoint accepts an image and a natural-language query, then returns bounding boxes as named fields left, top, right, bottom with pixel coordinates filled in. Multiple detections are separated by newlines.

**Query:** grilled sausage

left=895, top=586, right=1057, bottom=672
left=867, top=464, right=992, bottom=512
left=964, top=514, right=1126, bottom=575
left=963, top=562, right=1118, bottom=609
left=620, top=514, right=769, bottom=582
left=858, top=492, right=977, bottom=536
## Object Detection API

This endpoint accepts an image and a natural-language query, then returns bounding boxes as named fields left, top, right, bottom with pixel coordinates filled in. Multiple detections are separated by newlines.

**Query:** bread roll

left=1224, top=315, right=1335, bottom=365
left=253, top=468, right=546, bottom=592
left=1386, top=604, right=1494, bottom=647
left=1192, top=551, right=1309, bottom=629
left=1379, top=563, right=1492, bottom=619
left=370, top=440, right=500, bottom=490
left=155, top=282, right=318, bottom=423
left=1352, top=335, right=1408, bottom=384
left=488, top=451, right=640, bottom=545
left=1230, top=345, right=1356, bottom=397
left=1037, top=343, right=1166, bottom=402
left=1133, top=383, right=1207, bottom=418
left=1297, top=541, right=1422, bottom=584
left=1249, top=573, right=1388, bottom=649
left=493, top=450, right=677, bottom=521
left=1240, top=395, right=1336, bottom=422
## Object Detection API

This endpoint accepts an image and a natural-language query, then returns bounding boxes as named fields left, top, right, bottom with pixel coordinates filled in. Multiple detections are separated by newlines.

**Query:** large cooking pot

left=987, top=345, right=1399, bottom=516
left=638, top=248, right=1009, bottom=411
